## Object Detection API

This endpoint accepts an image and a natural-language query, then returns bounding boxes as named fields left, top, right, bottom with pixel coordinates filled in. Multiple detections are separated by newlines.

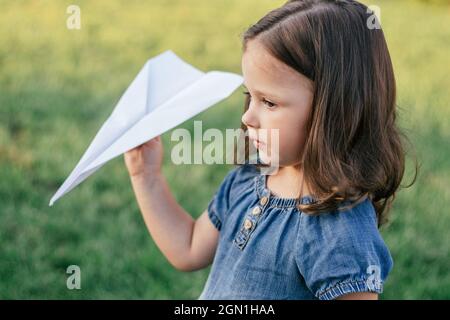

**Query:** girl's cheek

left=265, top=131, right=286, bottom=161
left=279, top=131, right=306, bottom=162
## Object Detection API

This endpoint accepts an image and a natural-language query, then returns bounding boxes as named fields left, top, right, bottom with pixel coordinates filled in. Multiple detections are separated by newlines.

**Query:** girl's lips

left=251, top=138, right=266, bottom=150
left=249, top=135, right=265, bottom=144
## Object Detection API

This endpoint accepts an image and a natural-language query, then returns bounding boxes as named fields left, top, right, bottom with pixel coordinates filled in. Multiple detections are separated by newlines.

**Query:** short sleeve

left=295, top=198, right=394, bottom=300
left=207, top=166, right=241, bottom=231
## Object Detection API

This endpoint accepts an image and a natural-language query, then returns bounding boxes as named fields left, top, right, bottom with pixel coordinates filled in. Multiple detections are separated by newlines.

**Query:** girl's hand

left=124, top=136, right=164, bottom=178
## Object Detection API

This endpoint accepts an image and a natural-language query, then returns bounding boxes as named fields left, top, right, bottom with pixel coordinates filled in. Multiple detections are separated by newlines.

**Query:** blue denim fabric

left=198, top=164, right=393, bottom=300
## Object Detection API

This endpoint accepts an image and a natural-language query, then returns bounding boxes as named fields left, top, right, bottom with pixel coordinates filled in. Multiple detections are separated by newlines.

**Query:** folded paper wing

left=49, top=50, right=243, bottom=206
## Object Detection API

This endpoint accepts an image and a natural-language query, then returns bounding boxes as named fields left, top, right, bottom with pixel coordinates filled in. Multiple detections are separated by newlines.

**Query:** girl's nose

left=241, top=106, right=259, bottom=129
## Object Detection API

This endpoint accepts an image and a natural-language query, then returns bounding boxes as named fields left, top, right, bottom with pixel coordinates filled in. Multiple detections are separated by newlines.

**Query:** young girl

left=124, top=0, right=412, bottom=300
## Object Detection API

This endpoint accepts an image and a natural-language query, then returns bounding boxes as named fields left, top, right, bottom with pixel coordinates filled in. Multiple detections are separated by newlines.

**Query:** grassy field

left=0, top=0, right=449, bottom=299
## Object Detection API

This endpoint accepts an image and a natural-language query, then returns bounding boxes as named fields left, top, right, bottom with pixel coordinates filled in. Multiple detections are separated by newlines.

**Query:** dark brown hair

left=235, top=0, right=418, bottom=226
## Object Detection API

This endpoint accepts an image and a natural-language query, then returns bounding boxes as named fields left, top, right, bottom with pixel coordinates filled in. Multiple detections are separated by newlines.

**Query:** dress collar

left=254, top=170, right=316, bottom=209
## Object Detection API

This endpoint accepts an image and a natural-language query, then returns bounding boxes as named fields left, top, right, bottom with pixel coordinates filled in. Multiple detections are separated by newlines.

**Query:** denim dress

left=198, top=164, right=393, bottom=300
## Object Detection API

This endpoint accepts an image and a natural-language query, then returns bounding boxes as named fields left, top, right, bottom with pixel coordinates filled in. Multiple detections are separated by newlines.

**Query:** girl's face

left=241, top=39, right=314, bottom=167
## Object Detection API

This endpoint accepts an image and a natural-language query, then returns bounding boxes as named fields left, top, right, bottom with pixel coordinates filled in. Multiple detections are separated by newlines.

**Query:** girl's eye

left=243, top=91, right=277, bottom=109
left=263, top=99, right=276, bottom=108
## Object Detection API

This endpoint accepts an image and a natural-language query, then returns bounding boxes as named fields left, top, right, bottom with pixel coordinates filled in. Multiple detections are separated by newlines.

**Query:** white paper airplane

left=49, top=50, right=243, bottom=206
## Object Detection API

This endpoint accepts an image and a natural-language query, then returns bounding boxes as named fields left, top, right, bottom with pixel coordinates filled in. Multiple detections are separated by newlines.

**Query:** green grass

left=0, top=0, right=449, bottom=299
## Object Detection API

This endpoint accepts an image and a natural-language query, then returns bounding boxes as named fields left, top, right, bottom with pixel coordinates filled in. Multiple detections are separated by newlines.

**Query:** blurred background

left=0, top=0, right=448, bottom=299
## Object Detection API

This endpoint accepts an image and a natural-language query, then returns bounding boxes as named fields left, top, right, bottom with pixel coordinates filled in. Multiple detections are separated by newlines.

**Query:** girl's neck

left=266, top=165, right=311, bottom=199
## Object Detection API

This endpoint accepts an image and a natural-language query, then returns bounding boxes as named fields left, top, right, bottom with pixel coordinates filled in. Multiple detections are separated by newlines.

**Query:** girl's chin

left=258, top=150, right=272, bottom=165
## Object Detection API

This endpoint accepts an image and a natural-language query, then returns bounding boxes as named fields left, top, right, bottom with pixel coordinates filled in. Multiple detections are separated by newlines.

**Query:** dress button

left=244, top=219, right=253, bottom=230
left=252, top=206, right=262, bottom=215
left=260, top=196, right=268, bottom=206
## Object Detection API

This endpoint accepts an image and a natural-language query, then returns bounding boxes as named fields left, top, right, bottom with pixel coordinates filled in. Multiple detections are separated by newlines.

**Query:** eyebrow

left=242, top=83, right=283, bottom=101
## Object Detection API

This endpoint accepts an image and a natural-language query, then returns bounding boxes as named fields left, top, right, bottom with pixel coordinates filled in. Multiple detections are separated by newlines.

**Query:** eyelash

left=243, top=91, right=277, bottom=108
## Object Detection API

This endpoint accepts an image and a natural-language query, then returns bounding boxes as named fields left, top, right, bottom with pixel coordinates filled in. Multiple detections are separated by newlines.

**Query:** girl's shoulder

left=299, top=196, right=380, bottom=235
left=206, top=164, right=259, bottom=231
left=297, top=197, right=388, bottom=257
left=295, top=197, right=394, bottom=300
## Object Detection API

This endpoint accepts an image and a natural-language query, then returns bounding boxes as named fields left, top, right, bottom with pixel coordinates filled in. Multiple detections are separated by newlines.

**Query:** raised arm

left=124, top=136, right=219, bottom=272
